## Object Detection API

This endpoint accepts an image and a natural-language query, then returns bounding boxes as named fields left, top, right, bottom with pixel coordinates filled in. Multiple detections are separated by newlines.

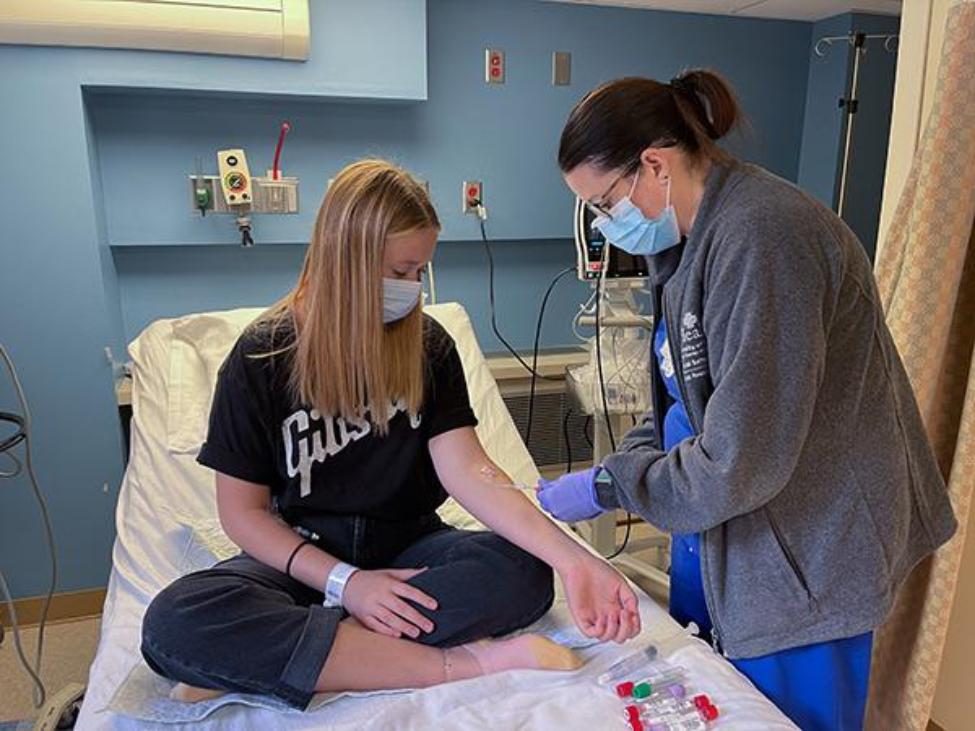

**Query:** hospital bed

left=76, top=303, right=797, bottom=731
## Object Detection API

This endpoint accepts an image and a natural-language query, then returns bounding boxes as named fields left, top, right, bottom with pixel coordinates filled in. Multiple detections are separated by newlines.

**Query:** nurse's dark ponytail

left=558, top=69, right=742, bottom=174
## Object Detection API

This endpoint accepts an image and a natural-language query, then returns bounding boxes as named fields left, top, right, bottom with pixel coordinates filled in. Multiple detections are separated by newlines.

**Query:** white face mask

left=383, top=277, right=422, bottom=323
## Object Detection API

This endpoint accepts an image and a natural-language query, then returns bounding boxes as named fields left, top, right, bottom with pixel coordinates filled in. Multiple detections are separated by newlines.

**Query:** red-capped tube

left=701, top=703, right=720, bottom=722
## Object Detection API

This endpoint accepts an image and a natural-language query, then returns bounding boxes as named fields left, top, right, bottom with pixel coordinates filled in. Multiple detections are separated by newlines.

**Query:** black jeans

left=141, top=525, right=554, bottom=709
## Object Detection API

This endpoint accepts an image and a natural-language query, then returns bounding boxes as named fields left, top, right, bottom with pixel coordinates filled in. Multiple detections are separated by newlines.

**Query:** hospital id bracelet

left=323, top=562, right=359, bottom=608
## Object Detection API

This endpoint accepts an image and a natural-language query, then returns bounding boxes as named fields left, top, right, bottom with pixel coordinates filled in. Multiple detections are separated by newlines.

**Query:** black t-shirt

left=197, top=314, right=478, bottom=534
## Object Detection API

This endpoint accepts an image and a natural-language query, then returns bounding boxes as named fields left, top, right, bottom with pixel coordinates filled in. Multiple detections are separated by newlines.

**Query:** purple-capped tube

left=630, top=668, right=687, bottom=699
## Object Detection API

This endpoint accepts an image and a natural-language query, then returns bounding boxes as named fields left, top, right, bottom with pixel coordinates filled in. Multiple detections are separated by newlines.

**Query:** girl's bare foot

left=447, top=634, right=582, bottom=681
left=169, top=683, right=227, bottom=703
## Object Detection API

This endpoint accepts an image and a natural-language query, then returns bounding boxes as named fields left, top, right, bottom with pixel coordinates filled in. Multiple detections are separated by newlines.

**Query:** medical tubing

left=272, top=121, right=290, bottom=180
left=526, top=266, right=575, bottom=444
left=0, top=343, right=57, bottom=708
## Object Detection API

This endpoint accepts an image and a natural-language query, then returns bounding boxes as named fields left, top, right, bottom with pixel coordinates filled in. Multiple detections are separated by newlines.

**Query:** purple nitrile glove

left=536, top=467, right=605, bottom=523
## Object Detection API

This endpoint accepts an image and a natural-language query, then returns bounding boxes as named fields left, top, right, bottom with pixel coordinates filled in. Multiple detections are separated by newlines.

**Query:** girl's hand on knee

left=343, top=569, right=439, bottom=639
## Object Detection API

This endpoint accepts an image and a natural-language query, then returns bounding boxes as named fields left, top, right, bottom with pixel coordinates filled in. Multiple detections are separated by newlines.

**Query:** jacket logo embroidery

left=680, top=311, right=709, bottom=383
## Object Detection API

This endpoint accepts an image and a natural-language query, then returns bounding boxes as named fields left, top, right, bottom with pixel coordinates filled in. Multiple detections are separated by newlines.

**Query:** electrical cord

left=0, top=450, right=22, bottom=478
left=473, top=202, right=634, bottom=558
left=593, top=254, right=635, bottom=561
left=1, top=410, right=26, bottom=478
left=0, top=343, right=58, bottom=708
left=475, top=204, right=561, bottom=382
left=1, top=410, right=25, bottom=454
left=594, top=261, right=617, bottom=452
left=525, top=266, right=575, bottom=446
left=606, top=512, right=634, bottom=560
left=562, top=408, right=574, bottom=475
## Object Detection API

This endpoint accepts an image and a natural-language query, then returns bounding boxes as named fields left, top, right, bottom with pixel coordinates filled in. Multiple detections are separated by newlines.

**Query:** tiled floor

left=0, top=616, right=101, bottom=724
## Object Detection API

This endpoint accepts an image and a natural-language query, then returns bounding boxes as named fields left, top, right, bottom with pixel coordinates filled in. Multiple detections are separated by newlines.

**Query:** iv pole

left=815, top=32, right=899, bottom=219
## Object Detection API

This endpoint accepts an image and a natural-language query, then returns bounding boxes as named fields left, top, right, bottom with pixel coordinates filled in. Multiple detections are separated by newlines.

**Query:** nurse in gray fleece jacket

left=537, top=70, right=957, bottom=731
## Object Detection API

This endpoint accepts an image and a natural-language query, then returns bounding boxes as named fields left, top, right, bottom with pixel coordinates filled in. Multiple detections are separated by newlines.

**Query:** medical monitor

left=573, top=197, right=649, bottom=282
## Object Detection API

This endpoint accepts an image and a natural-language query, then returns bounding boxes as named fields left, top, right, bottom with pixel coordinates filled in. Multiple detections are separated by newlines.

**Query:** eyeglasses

left=583, top=162, right=638, bottom=220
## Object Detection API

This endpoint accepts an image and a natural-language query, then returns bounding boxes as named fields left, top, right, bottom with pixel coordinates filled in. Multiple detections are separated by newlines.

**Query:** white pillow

left=166, top=307, right=265, bottom=454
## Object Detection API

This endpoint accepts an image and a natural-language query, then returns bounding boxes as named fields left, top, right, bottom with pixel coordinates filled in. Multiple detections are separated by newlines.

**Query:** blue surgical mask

left=383, top=277, right=422, bottom=323
left=593, top=172, right=682, bottom=256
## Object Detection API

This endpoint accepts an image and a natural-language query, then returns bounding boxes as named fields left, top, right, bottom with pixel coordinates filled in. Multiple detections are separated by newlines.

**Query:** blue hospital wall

left=0, top=0, right=428, bottom=600
left=797, top=12, right=900, bottom=257
left=0, top=0, right=813, bottom=598
left=0, top=68, right=130, bottom=604
left=100, top=0, right=813, bottom=342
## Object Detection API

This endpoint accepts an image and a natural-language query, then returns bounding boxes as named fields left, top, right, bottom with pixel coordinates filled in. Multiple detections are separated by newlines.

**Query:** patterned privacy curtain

left=865, top=3, right=975, bottom=729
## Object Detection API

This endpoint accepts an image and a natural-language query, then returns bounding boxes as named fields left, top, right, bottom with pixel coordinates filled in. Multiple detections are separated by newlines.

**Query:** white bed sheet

left=77, top=303, right=797, bottom=731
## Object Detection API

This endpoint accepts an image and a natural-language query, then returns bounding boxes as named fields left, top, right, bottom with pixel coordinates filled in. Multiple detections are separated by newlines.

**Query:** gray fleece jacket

left=598, top=161, right=957, bottom=658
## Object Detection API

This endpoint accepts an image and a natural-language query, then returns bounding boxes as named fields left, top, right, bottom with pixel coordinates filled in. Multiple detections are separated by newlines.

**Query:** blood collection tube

left=597, top=646, right=660, bottom=685
left=630, top=696, right=696, bottom=716
left=619, top=682, right=686, bottom=705
left=630, top=669, right=687, bottom=699
left=616, top=670, right=685, bottom=700
left=645, top=716, right=708, bottom=731
left=624, top=704, right=709, bottom=731
left=644, top=698, right=720, bottom=728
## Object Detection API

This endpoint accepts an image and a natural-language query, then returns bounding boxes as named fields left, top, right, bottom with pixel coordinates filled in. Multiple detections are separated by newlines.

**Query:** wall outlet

left=462, top=181, right=482, bottom=213
left=485, top=49, right=504, bottom=84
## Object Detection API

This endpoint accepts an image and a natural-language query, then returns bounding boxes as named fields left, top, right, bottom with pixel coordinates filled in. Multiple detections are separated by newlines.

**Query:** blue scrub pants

left=670, top=533, right=873, bottom=731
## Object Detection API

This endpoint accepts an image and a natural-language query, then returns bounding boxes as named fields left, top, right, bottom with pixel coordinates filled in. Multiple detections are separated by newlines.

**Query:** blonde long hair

left=260, top=159, right=439, bottom=433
